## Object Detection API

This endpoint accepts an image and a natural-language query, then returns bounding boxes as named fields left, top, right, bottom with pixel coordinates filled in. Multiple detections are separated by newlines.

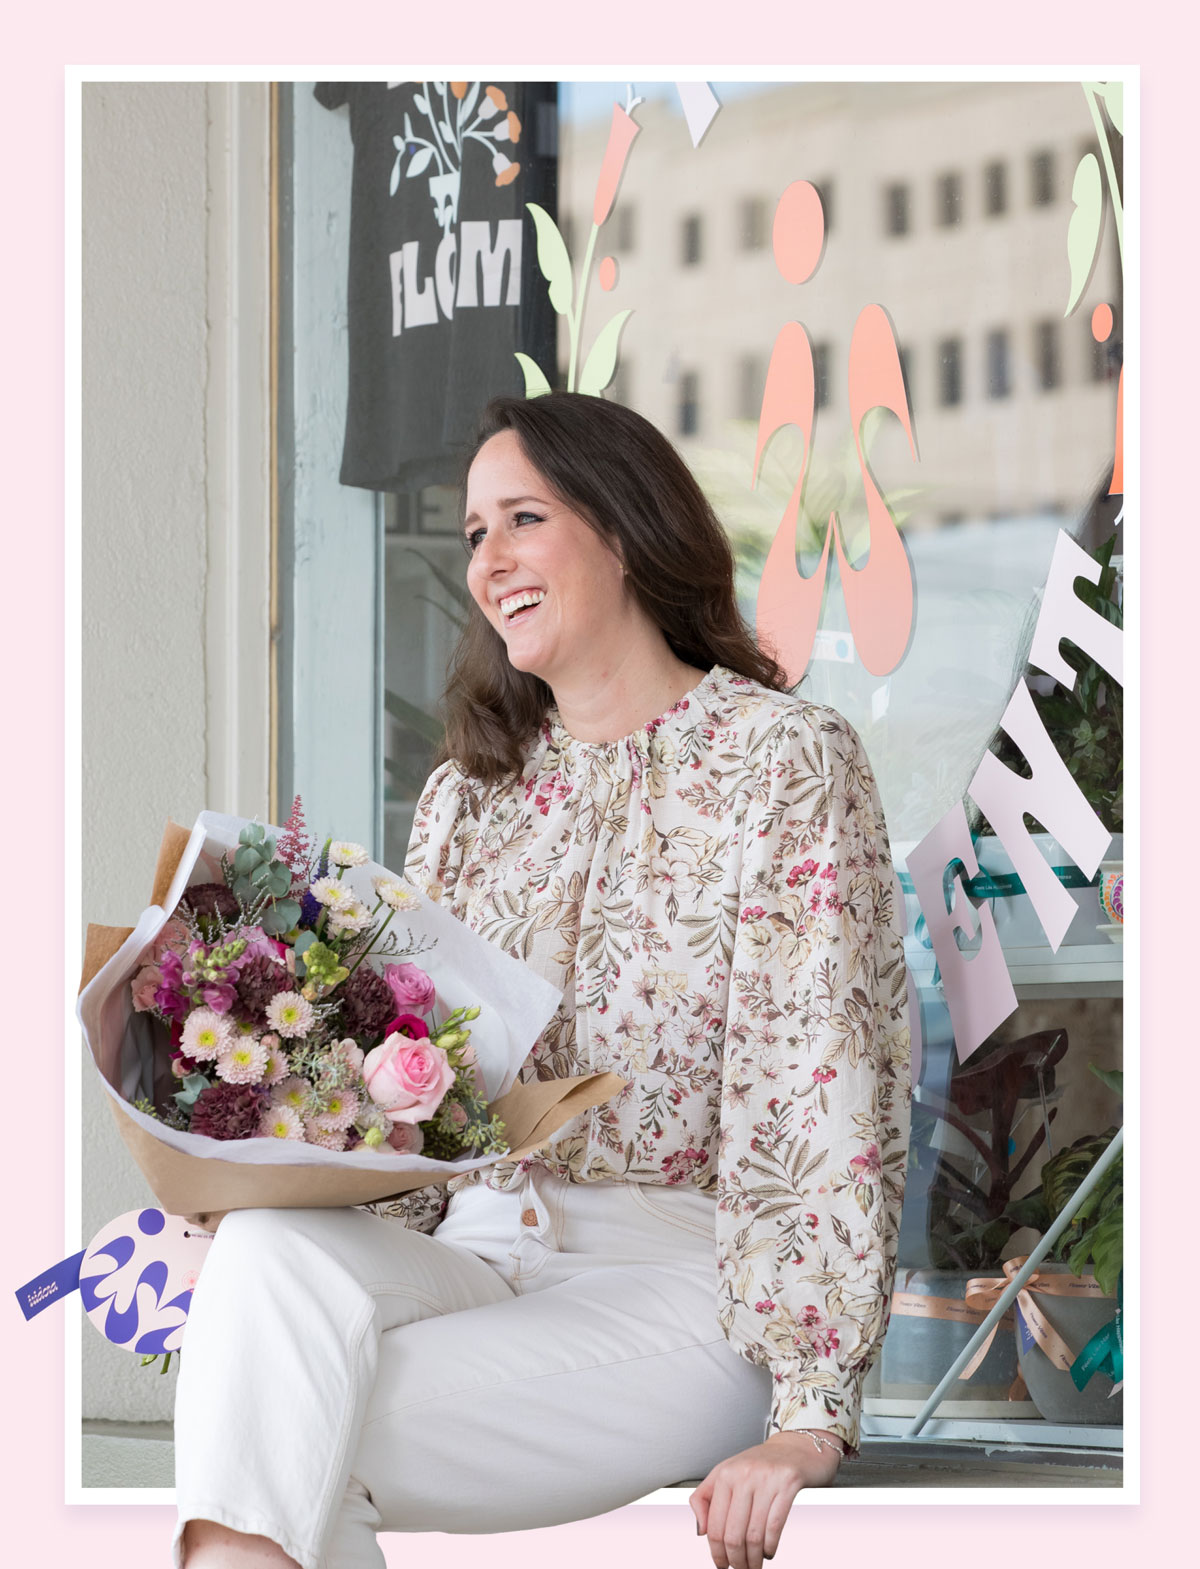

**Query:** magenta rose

left=363, top=1032, right=455, bottom=1125
left=383, top=962, right=437, bottom=1015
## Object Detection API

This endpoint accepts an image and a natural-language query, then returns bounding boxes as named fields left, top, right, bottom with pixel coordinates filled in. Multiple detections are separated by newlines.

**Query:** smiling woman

left=440, top=392, right=784, bottom=779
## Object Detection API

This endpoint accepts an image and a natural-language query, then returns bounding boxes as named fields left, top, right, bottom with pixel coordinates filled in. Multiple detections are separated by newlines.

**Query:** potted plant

left=881, top=1029, right=1067, bottom=1408
left=1002, top=1065, right=1123, bottom=1425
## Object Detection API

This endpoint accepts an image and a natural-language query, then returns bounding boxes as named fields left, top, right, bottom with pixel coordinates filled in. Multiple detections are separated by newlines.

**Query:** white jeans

left=172, top=1169, right=773, bottom=1569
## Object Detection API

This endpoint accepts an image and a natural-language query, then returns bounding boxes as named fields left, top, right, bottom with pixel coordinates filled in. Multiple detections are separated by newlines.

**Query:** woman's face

left=463, top=429, right=630, bottom=687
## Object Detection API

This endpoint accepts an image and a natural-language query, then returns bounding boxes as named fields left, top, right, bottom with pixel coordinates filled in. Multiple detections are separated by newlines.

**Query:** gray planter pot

left=1014, top=1263, right=1122, bottom=1425
left=883, top=1268, right=1020, bottom=1402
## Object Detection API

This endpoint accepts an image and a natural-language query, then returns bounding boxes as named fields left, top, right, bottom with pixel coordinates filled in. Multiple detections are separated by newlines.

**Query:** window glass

left=280, top=84, right=1125, bottom=1456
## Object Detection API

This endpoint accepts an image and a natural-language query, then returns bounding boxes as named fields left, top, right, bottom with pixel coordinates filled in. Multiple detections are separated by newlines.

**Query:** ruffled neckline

left=543, top=664, right=727, bottom=758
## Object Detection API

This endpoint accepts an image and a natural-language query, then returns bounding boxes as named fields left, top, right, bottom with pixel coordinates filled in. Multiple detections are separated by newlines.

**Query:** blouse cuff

left=765, top=1360, right=868, bottom=1460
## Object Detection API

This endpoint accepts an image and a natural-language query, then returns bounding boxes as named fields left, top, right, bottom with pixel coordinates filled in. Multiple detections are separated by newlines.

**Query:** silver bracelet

left=799, top=1429, right=843, bottom=1457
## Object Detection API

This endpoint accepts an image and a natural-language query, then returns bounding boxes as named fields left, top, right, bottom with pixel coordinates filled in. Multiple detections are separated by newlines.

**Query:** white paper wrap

left=78, top=810, right=566, bottom=1180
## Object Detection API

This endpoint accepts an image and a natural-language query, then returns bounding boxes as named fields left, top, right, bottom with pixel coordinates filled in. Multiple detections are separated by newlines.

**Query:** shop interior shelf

left=908, top=940, right=1123, bottom=998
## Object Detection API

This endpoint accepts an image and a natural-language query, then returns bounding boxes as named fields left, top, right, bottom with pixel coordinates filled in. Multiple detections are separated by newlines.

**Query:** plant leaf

left=406, top=146, right=434, bottom=178
left=389, top=155, right=401, bottom=197
left=578, top=309, right=633, bottom=396
left=1065, top=152, right=1104, bottom=317
left=1088, top=1063, right=1123, bottom=1097
left=526, top=202, right=574, bottom=316
left=514, top=351, right=552, bottom=398
left=383, top=687, right=444, bottom=745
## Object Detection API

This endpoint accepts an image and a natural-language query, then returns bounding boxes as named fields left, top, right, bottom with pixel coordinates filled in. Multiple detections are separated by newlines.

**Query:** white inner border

left=64, top=61, right=1140, bottom=1511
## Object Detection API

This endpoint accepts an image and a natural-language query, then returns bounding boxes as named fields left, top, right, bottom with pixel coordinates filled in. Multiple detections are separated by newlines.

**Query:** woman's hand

left=689, top=1429, right=843, bottom=1569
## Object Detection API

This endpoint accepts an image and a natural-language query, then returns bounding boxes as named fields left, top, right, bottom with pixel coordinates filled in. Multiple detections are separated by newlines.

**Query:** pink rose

left=387, top=1122, right=425, bottom=1155
left=131, top=965, right=162, bottom=1012
left=363, top=1034, right=455, bottom=1125
left=383, top=962, right=436, bottom=1014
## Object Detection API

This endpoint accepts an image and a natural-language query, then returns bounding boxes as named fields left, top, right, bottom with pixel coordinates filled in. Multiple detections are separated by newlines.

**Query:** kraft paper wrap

left=78, top=815, right=627, bottom=1217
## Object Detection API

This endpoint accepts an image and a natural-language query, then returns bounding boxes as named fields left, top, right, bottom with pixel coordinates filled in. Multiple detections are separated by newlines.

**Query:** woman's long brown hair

left=433, top=392, right=791, bottom=785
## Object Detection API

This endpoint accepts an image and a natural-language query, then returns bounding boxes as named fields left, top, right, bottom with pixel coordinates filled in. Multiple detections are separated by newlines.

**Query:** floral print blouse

left=374, top=663, right=910, bottom=1453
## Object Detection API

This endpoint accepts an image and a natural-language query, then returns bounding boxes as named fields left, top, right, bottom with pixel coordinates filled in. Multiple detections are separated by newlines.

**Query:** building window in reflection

left=986, top=328, right=1011, bottom=399
left=885, top=181, right=910, bottom=236
left=681, top=212, right=703, bottom=266
left=739, top=195, right=768, bottom=250
left=898, top=343, right=915, bottom=411
left=736, top=353, right=764, bottom=422
left=678, top=369, right=700, bottom=436
left=937, top=171, right=963, bottom=227
left=984, top=158, right=1008, bottom=216
left=938, top=337, right=963, bottom=406
left=1031, top=148, right=1056, bottom=205
left=812, top=341, right=832, bottom=410
left=813, top=178, right=834, bottom=233
left=1036, top=320, right=1061, bottom=391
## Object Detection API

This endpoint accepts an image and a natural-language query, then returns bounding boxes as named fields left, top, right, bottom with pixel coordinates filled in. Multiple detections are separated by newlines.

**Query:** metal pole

left=901, top=1127, right=1122, bottom=1438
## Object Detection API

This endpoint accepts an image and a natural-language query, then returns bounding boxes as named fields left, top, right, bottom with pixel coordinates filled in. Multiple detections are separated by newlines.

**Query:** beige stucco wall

left=79, top=78, right=273, bottom=1424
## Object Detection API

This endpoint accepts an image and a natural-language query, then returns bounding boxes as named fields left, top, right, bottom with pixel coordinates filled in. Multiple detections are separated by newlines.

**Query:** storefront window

left=278, top=77, right=1126, bottom=1472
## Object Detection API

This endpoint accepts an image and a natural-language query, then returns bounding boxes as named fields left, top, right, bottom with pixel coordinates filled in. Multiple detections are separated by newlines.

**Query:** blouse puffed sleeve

left=715, top=705, right=911, bottom=1456
left=363, top=759, right=479, bottom=1233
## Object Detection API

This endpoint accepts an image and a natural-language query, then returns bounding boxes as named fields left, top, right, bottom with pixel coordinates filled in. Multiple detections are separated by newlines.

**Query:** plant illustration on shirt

left=385, top=666, right=910, bottom=1451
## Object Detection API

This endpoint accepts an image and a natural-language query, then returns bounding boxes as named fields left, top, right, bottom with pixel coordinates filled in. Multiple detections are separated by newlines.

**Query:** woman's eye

left=513, top=511, right=541, bottom=525
left=464, top=528, right=485, bottom=552
left=464, top=512, right=541, bottom=554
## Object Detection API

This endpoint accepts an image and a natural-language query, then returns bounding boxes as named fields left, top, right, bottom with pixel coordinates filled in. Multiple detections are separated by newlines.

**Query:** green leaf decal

left=1100, top=81, right=1124, bottom=135
left=514, top=351, right=553, bottom=398
left=526, top=202, right=574, bottom=316
left=578, top=310, right=633, bottom=396
left=1065, top=152, right=1104, bottom=318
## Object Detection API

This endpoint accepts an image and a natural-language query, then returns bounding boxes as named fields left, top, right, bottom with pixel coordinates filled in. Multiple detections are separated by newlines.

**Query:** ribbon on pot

left=1069, top=1271, right=1123, bottom=1393
left=961, top=1256, right=1111, bottom=1378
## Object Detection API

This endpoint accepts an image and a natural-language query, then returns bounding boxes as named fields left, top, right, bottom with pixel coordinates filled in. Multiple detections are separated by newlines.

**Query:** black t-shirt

left=315, top=81, right=559, bottom=493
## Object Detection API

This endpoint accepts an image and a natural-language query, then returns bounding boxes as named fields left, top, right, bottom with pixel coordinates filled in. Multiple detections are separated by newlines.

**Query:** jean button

left=521, top=1208, right=538, bottom=1227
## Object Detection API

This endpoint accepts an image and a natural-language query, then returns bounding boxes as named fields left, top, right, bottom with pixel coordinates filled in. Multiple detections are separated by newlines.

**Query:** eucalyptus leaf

left=1065, top=152, right=1104, bottom=317
left=526, top=202, right=574, bottom=316
left=578, top=310, right=633, bottom=396
left=173, top=1073, right=210, bottom=1111
left=234, top=845, right=261, bottom=875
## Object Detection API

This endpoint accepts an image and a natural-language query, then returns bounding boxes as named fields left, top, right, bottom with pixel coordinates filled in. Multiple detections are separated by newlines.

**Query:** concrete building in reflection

left=556, top=80, right=1121, bottom=542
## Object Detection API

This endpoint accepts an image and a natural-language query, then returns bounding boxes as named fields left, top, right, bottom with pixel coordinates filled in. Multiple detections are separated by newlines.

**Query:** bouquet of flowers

left=133, top=800, right=505, bottom=1162
left=78, top=806, right=624, bottom=1216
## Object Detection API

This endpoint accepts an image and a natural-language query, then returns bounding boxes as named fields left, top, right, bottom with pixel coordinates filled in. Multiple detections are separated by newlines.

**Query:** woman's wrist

left=767, top=1428, right=845, bottom=1458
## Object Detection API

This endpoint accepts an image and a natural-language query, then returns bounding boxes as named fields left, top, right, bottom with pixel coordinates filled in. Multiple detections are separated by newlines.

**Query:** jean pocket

left=626, top=1181, right=719, bottom=1243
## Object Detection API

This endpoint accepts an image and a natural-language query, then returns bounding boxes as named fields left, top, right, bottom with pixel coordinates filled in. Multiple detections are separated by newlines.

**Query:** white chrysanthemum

left=310, top=876, right=357, bottom=911
left=215, top=1036, right=269, bottom=1084
left=271, top=1075, right=313, bottom=1113
left=373, top=875, right=420, bottom=912
left=260, top=1104, right=305, bottom=1141
left=304, top=1120, right=347, bottom=1151
left=260, top=1034, right=290, bottom=1086
left=329, top=841, right=369, bottom=868
left=313, top=1089, right=361, bottom=1132
left=327, top=901, right=371, bottom=936
left=265, top=991, right=316, bottom=1039
left=182, top=1007, right=235, bottom=1060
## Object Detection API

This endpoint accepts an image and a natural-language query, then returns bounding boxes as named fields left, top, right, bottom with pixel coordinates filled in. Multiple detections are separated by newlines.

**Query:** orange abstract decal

left=754, top=183, right=917, bottom=684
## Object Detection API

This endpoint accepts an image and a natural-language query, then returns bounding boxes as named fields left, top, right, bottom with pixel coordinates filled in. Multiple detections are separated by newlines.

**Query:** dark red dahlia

left=235, top=952, right=290, bottom=1025
left=180, top=882, right=240, bottom=924
left=190, top=1083, right=264, bottom=1140
left=340, top=964, right=395, bottom=1038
